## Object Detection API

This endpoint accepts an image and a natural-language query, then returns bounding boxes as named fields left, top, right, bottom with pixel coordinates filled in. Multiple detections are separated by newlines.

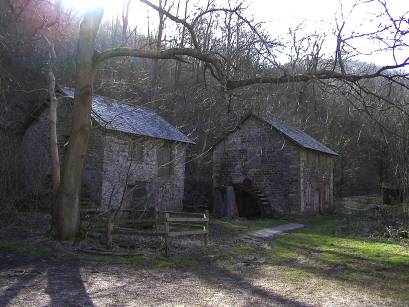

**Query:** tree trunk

left=49, top=71, right=60, bottom=195
left=174, top=0, right=188, bottom=87
left=152, top=0, right=165, bottom=86
left=121, top=0, right=131, bottom=45
left=54, top=8, right=104, bottom=240
left=42, top=34, right=60, bottom=196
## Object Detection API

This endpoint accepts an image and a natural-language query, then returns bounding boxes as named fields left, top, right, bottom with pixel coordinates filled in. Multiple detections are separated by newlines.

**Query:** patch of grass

left=264, top=216, right=409, bottom=301
left=0, top=240, right=53, bottom=256
left=268, top=246, right=298, bottom=262
left=0, top=239, right=205, bottom=269
left=209, top=215, right=409, bottom=301
left=154, top=256, right=202, bottom=269
left=211, top=219, right=249, bottom=231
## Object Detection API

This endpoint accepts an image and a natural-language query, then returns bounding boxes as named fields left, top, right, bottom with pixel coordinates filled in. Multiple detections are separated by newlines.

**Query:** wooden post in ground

left=154, top=208, right=159, bottom=233
left=107, top=215, right=113, bottom=249
left=204, top=210, right=209, bottom=247
left=164, top=213, right=170, bottom=256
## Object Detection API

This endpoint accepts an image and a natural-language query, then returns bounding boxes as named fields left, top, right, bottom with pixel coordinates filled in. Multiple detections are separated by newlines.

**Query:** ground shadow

left=47, top=259, right=94, bottom=307
left=0, top=252, right=93, bottom=306
left=0, top=265, right=44, bottom=307
left=193, top=259, right=312, bottom=306
left=0, top=252, right=46, bottom=307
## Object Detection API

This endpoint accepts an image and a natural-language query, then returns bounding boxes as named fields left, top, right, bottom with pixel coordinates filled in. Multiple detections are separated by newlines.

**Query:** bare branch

left=95, top=47, right=224, bottom=81
left=140, top=0, right=201, bottom=49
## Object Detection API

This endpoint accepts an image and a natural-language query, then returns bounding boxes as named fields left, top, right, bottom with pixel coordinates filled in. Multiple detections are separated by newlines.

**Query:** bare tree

left=152, top=0, right=167, bottom=86
left=54, top=0, right=409, bottom=239
left=55, top=8, right=104, bottom=239
left=42, top=34, right=60, bottom=195
left=121, top=0, right=132, bottom=44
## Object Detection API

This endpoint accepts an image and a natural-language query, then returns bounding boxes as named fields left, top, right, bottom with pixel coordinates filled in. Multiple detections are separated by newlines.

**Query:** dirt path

left=248, top=223, right=305, bottom=238
left=0, top=251, right=309, bottom=307
left=0, top=248, right=406, bottom=307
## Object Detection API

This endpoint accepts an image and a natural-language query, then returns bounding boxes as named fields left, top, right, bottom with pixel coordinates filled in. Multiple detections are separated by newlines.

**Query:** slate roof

left=61, top=88, right=195, bottom=144
left=255, top=114, right=339, bottom=156
left=215, top=114, right=338, bottom=156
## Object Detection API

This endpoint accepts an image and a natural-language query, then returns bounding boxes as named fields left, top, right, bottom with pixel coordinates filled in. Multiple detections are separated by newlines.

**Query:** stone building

left=212, top=114, right=338, bottom=217
left=21, top=88, right=194, bottom=210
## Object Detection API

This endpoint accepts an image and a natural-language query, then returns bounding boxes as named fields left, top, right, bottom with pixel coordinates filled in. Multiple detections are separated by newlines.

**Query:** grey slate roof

left=254, top=114, right=338, bottom=156
left=61, top=88, right=194, bottom=144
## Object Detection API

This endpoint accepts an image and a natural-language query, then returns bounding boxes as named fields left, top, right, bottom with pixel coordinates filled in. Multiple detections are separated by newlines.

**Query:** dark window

left=126, top=182, right=147, bottom=210
left=247, top=148, right=261, bottom=168
left=158, top=144, right=173, bottom=177
left=129, top=141, right=144, bottom=162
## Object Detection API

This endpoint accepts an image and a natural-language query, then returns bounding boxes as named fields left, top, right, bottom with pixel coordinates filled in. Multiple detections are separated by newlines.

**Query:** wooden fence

left=81, top=208, right=209, bottom=256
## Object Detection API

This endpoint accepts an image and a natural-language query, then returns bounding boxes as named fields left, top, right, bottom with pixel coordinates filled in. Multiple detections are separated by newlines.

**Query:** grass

left=265, top=216, right=409, bottom=301
left=0, top=239, right=203, bottom=269
left=265, top=216, right=409, bottom=266
left=205, top=216, right=409, bottom=302
left=0, top=241, right=54, bottom=256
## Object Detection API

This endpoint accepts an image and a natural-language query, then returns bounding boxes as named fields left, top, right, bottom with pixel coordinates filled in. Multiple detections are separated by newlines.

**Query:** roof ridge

left=252, top=113, right=338, bottom=156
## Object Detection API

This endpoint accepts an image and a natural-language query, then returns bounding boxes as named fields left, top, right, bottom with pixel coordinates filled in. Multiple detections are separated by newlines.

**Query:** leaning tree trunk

left=42, top=34, right=60, bottom=196
left=54, top=8, right=104, bottom=240
left=49, top=65, right=60, bottom=195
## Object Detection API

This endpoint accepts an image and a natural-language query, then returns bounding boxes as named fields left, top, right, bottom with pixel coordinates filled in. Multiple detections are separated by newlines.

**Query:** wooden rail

left=163, top=210, right=209, bottom=256
left=81, top=208, right=210, bottom=256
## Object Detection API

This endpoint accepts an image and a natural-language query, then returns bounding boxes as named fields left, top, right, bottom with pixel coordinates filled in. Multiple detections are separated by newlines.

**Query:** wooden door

left=313, top=190, right=320, bottom=213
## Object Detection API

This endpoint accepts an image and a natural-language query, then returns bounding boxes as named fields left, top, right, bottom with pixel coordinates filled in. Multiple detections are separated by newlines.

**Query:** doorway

left=237, top=189, right=262, bottom=218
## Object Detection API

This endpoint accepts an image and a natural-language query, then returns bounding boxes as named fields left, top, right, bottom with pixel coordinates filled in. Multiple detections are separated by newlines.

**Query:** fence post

left=154, top=208, right=159, bottom=234
left=165, top=213, right=170, bottom=257
left=204, top=210, right=209, bottom=247
left=107, top=215, right=113, bottom=249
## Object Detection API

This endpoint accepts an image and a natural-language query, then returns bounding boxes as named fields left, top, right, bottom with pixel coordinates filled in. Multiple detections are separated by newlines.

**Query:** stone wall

left=0, top=129, right=23, bottom=199
left=213, top=116, right=301, bottom=216
left=20, top=97, right=104, bottom=204
left=21, top=110, right=51, bottom=195
left=101, top=131, right=186, bottom=210
left=54, top=97, right=185, bottom=209
left=22, top=97, right=186, bottom=211
left=300, top=149, right=334, bottom=214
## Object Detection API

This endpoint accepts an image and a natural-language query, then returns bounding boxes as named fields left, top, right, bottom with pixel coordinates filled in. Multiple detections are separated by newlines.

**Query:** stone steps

left=251, top=188, right=273, bottom=217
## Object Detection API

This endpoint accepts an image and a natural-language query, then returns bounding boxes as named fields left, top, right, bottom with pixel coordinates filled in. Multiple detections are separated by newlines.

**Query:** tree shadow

left=46, top=260, right=94, bottom=307
left=0, top=252, right=93, bottom=306
left=0, top=265, right=44, bottom=307
left=0, top=252, right=47, bottom=307
left=193, top=261, right=312, bottom=306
